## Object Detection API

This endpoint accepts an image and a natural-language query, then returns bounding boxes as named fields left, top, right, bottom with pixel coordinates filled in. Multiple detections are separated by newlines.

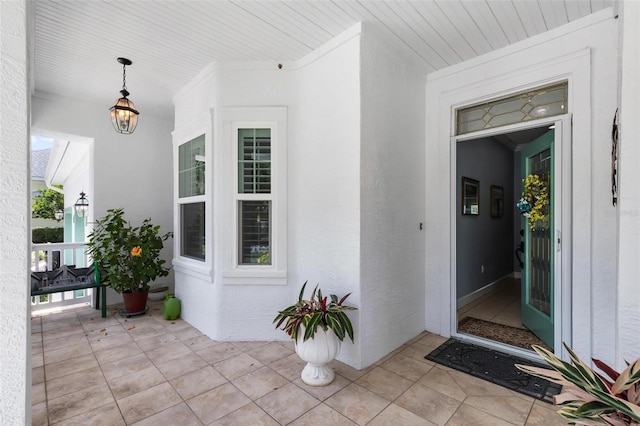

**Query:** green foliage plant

left=86, top=208, right=173, bottom=293
left=516, top=344, right=640, bottom=425
left=32, top=187, right=64, bottom=219
left=274, top=281, right=357, bottom=343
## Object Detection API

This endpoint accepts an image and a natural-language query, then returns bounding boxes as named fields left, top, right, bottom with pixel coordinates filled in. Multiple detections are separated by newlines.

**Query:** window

left=237, top=128, right=271, bottom=265
left=222, top=106, right=286, bottom=284
left=178, top=134, right=206, bottom=261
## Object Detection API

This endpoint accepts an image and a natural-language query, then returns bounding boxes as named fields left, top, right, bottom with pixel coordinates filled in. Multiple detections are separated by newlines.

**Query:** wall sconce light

left=74, top=191, right=89, bottom=218
left=109, top=57, right=139, bottom=134
left=54, top=209, right=64, bottom=221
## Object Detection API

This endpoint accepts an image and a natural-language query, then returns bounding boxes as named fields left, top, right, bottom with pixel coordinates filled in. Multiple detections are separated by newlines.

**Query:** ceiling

left=34, top=0, right=615, bottom=119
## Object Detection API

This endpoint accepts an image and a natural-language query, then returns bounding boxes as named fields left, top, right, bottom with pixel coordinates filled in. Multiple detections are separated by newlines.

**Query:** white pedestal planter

left=295, top=326, right=341, bottom=386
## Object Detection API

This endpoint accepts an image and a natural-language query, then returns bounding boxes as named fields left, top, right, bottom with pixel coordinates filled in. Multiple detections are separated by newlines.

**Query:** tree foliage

left=32, top=187, right=64, bottom=219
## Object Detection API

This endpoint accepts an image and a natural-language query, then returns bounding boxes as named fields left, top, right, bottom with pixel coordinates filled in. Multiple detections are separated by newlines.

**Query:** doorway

left=454, top=119, right=569, bottom=354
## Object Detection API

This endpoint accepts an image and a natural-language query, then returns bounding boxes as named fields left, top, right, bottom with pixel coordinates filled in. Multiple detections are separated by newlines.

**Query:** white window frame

left=172, top=111, right=213, bottom=279
left=222, top=107, right=287, bottom=285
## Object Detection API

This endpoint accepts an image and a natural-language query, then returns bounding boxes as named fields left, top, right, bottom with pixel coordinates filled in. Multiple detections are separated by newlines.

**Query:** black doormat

left=425, top=338, right=562, bottom=403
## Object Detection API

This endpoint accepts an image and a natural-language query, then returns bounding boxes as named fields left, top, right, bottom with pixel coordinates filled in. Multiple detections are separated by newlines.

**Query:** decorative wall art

left=462, top=177, right=480, bottom=215
left=490, top=185, right=504, bottom=217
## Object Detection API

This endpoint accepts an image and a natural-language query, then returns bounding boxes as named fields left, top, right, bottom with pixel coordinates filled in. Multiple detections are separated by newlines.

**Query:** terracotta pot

left=122, top=290, right=148, bottom=314
left=295, top=325, right=341, bottom=386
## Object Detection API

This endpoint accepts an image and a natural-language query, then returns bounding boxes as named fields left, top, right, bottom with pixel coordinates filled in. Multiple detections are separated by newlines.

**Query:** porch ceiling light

left=109, top=57, right=139, bottom=134
left=74, top=191, right=89, bottom=218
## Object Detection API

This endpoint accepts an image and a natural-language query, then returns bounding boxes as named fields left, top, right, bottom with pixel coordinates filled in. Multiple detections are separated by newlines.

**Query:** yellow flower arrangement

left=517, top=174, right=548, bottom=231
left=131, top=246, right=142, bottom=256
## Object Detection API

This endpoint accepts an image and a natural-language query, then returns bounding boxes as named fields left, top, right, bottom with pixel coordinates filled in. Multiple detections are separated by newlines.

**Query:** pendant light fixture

left=109, top=57, right=139, bottom=134
left=74, top=191, right=89, bottom=218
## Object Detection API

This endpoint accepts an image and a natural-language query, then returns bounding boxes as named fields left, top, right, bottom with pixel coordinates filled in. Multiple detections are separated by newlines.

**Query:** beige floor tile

left=101, top=352, right=153, bottom=381
left=47, top=383, right=114, bottom=424
left=356, top=366, right=414, bottom=401
left=47, top=365, right=106, bottom=400
left=181, top=334, right=219, bottom=352
left=52, top=401, right=125, bottom=426
left=31, top=401, right=48, bottom=426
left=210, top=402, right=279, bottom=426
left=32, top=337, right=43, bottom=354
left=89, top=330, right=134, bottom=351
left=176, top=325, right=206, bottom=341
left=380, top=353, right=434, bottom=381
left=368, top=403, right=437, bottom=426
left=255, top=382, right=320, bottom=425
left=126, top=322, right=169, bottom=341
left=213, top=352, right=263, bottom=380
left=44, top=341, right=93, bottom=365
left=131, top=402, right=203, bottom=426
left=117, top=382, right=182, bottom=424
left=324, top=383, right=390, bottom=425
left=288, top=402, right=357, bottom=426
left=232, top=366, right=290, bottom=400
left=108, top=364, right=167, bottom=400
left=447, top=402, right=517, bottom=426
left=170, top=365, right=228, bottom=400
left=331, top=360, right=370, bottom=382
left=293, top=374, right=351, bottom=401
left=43, top=332, right=88, bottom=352
left=465, top=395, right=533, bottom=424
left=42, top=324, right=86, bottom=342
left=32, top=382, right=46, bottom=405
left=78, top=313, right=120, bottom=332
left=526, top=400, right=566, bottom=425
left=416, top=368, right=467, bottom=401
left=134, top=332, right=180, bottom=352
left=196, top=342, right=242, bottom=364
left=45, top=353, right=99, bottom=381
left=187, top=382, right=252, bottom=424
left=268, top=353, right=307, bottom=381
left=32, top=366, right=45, bottom=385
left=162, top=318, right=193, bottom=332
left=448, top=370, right=514, bottom=397
left=395, top=383, right=461, bottom=426
left=145, top=340, right=194, bottom=364
left=231, top=341, right=270, bottom=352
left=85, top=324, right=126, bottom=341
left=41, top=317, right=81, bottom=333
left=400, top=342, right=438, bottom=365
left=246, top=341, right=295, bottom=365
left=94, top=341, right=143, bottom=365
left=154, top=350, right=208, bottom=380
left=417, top=333, right=448, bottom=349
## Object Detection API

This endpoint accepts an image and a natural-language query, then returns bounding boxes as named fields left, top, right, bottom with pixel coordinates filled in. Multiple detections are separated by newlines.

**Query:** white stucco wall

left=617, top=0, right=640, bottom=366
left=425, top=9, right=619, bottom=364
left=358, top=25, right=427, bottom=366
left=31, top=94, right=174, bottom=303
left=0, top=0, right=31, bottom=423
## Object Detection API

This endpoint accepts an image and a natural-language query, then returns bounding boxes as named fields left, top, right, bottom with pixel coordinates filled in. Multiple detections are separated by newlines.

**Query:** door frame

left=450, top=115, right=572, bottom=358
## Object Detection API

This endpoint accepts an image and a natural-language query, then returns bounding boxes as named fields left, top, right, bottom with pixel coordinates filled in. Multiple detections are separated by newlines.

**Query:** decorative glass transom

left=456, top=82, right=568, bottom=135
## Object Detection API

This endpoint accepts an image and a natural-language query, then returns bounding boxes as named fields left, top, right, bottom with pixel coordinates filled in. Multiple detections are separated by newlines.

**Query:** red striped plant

left=516, top=344, right=640, bottom=425
left=273, top=281, right=357, bottom=343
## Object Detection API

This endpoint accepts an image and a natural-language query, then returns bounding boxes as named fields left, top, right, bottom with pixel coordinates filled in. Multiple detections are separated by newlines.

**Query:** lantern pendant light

left=109, top=57, right=139, bottom=134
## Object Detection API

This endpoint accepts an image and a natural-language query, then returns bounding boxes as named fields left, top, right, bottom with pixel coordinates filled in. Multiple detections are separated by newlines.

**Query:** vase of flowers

left=517, top=173, right=549, bottom=231
left=86, top=208, right=173, bottom=314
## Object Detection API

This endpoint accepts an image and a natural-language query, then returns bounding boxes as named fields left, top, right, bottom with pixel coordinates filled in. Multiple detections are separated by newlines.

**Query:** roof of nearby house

left=31, top=149, right=50, bottom=181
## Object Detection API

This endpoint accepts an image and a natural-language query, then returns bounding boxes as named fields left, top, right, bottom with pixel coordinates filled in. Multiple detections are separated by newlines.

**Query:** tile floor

left=457, top=278, right=524, bottom=329
left=32, top=300, right=566, bottom=425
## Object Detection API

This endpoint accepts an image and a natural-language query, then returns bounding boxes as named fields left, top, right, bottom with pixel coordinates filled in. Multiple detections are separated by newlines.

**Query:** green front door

left=521, top=130, right=554, bottom=349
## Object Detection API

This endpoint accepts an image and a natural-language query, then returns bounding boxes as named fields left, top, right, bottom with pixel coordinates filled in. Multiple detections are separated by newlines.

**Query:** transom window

left=456, top=82, right=568, bottom=135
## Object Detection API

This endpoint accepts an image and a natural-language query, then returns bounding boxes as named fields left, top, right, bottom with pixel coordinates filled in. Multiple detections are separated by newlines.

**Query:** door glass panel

left=527, top=148, right=551, bottom=317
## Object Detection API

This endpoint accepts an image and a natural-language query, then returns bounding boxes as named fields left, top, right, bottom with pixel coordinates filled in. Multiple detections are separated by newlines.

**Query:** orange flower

left=131, top=246, right=142, bottom=256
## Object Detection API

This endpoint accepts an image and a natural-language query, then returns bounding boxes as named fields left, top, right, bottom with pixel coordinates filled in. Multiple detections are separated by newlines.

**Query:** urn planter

left=295, top=325, right=341, bottom=386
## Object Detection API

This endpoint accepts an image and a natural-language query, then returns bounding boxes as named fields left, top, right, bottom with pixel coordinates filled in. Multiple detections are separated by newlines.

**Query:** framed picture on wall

left=490, top=185, right=504, bottom=217
left=462, top=177, right=479, bottom=215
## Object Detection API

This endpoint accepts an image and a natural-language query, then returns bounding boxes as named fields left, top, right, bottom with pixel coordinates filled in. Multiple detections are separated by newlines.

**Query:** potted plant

left=516, top=344, right=640, bottom=425
left=87, top=208, right=173, bottom=315
left=274, top=281, right=357, bottom=386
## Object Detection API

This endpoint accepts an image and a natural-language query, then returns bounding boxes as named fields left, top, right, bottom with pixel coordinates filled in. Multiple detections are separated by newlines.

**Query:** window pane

left=238, top=128, right=271, bottom=194
left=179, top=135, right=205, bottom=197
left=181, top=202, right=205, bottom=261
left=456, top=82, right=568, bottom=135
left=238, top=200, right=270, bottom=265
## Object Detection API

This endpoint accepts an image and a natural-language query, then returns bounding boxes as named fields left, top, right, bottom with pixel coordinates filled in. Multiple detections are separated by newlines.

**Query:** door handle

left=556, top=230, right=561, bottom=252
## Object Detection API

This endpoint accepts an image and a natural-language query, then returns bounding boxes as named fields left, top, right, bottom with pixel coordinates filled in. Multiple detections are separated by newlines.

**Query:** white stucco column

left=617, top=0, right=640, bottom=367
left=0, top=0, right=31, bottom=423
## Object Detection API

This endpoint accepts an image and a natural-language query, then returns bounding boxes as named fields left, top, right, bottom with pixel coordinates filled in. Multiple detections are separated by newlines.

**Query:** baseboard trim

left=457, top=273, right=517, bottom=309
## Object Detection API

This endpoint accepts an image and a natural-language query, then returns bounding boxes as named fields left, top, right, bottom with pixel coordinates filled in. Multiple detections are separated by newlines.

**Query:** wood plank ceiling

left=34, top=0, right=615, bottom=118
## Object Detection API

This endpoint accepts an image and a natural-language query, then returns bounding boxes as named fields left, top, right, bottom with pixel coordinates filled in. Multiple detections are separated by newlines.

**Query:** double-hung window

left=224, top=107, right=287, bottom=284
left=178, top=134, right=206, bottom=261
